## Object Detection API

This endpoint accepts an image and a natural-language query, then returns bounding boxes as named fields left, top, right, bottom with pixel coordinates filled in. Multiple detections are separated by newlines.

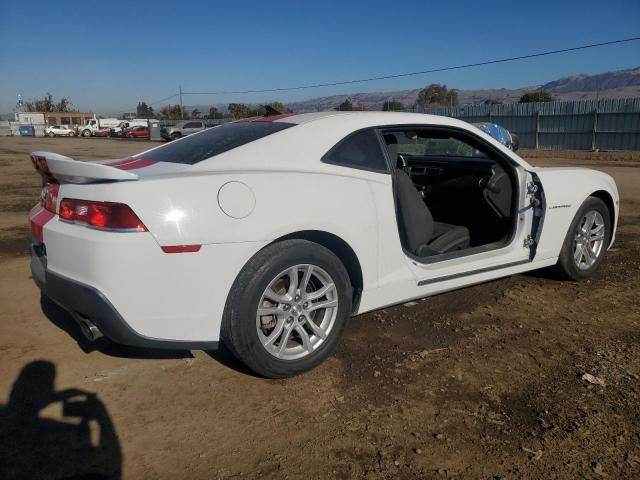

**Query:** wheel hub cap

left=256, top=264, right=339, bottom=361
left=573, top=210, right=605, bottom=270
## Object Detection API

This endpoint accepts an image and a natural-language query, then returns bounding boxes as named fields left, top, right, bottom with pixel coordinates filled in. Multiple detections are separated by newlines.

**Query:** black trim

left=31, top=249, right=218, bottom=350
left=417, top=259, right=531, bottom=286
left=321, top=127, right=391, bottom=174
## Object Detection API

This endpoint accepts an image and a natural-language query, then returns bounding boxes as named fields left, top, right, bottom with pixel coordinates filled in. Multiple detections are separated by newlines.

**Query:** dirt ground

left=0, top=136, right=639, bottom=479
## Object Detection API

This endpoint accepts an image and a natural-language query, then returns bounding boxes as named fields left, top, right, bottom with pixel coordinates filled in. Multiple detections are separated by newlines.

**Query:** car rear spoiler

left=31, top=151, right=140, bottom=184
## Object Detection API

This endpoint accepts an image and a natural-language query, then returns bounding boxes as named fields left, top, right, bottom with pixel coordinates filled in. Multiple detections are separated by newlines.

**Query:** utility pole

left=179, top=86, right=184, bottom=120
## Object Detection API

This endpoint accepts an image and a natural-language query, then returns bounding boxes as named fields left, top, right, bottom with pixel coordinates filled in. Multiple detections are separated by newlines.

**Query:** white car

left=28, top=112, right=619, bottom=378
left=45, top=125, right=76, bottom=137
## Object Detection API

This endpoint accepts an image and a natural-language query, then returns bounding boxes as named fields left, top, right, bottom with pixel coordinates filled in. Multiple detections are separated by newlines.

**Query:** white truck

left=110, top=119, right=150, bottom=137
left=79, top=117, right=122, bottom=137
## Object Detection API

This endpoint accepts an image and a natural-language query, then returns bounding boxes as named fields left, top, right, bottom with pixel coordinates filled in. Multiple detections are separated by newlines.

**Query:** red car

left=125, top=126, right=150, bottom=139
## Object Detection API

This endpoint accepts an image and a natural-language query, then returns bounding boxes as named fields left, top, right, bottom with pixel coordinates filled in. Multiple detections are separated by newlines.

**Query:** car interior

left=382, top=128, right=516, bottom=260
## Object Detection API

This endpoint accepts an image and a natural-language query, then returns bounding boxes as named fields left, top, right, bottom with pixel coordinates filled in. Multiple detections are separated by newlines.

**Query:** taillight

left=41, top=183, right=60, bottom=213
left=59, top=198, right=147, bottom=232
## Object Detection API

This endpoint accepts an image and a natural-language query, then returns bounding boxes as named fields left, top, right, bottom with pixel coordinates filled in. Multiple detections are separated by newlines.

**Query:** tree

left=228, top=103, right=255, bottom=119
left=136, top=102, right=155, bottom=118
left=23, top=93, right=75, bottom=112
left=207, top=107, right=224, bottom=119
left=519, top=90, right=554, bottom=103
left=55, top=97, right=73, bottom=112
left=415, top=84, right=458, bottom=108
left=160, top=104, right=185, bottom=119
left=191, top=108, right=201, bottom=118
left=382, top=100, right=404, bottom=111
left=336, top=99, right=353, bottom=111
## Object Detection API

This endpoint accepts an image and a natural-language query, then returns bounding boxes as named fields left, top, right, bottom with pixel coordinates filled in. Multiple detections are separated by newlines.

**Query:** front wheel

left=554, top=196, right=611, bottom=280
left=82, top=129, right=91, bottom=137
left=222, top=240, right=352, bottom=378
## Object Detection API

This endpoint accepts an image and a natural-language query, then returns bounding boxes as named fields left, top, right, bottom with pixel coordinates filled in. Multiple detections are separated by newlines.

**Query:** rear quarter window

left=135, top=122, right=295, bottom=164
left=322, top=129, right=389, bottom=173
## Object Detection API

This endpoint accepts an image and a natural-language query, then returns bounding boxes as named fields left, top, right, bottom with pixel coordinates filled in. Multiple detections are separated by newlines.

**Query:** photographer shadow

left=0, top=361, right=122, bottom=480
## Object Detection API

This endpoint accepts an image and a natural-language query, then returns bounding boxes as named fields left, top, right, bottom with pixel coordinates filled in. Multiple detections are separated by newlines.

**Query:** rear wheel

left=170, top=132, right=181, bottom=140
left=555, top=197, right=611, bottom=280
left=222, top=240, right=352, bottom=378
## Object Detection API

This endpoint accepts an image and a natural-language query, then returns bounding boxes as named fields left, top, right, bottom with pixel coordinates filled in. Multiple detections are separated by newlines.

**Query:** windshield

left=386, top=130, right=487, bottom=159
left=135, top=122, right=295, bottom=164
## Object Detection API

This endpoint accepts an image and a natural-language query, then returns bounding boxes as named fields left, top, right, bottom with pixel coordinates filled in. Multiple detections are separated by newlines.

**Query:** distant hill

left=282, top=67, right=640, bottom=111
left=100, top=67, right=640, bottom=117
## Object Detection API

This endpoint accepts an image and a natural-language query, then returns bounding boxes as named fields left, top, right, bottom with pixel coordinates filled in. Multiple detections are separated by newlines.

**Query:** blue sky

left=1, top=0, right=639, bottom=114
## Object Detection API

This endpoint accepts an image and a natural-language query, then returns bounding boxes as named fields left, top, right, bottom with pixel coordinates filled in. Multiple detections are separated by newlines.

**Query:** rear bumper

left=31, top=243, right=219, bottom=350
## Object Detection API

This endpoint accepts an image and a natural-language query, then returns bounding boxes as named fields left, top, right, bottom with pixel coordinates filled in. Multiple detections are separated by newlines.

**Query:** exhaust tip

left=76, top=316, right=104, bottom=342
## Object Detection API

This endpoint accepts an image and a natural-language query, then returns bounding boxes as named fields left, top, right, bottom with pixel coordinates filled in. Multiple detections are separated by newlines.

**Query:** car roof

left=186, top=111, right=503, bottom=175
left=239, top=110, right=470, bottom=129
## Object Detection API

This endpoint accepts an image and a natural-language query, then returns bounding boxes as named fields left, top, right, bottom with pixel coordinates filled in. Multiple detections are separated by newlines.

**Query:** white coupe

left=28, top=112, right=619, bottom=377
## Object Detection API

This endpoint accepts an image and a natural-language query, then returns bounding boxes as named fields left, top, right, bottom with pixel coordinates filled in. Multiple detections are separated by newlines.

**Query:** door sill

left=417, top=259, right=531, bottom=286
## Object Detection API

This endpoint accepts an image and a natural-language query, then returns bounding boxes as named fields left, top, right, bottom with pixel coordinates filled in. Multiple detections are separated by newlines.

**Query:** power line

left=182, top=36, right=640, bottom=96
left=149, top=93, right=179, bottom=105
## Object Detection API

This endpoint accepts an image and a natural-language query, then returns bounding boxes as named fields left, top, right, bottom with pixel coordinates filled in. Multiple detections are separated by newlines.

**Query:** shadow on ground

left=0, top=360, right=122, bottom=480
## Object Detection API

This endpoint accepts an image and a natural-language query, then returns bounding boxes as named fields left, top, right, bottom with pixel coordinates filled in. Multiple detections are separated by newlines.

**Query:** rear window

left=136, top=122, right=295, bottom=164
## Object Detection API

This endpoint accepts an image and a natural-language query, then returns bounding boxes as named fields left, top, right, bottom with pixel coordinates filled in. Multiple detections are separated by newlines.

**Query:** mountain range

left=182, top=67, right=640, bottom=114
left=285, top=67, right=640, bottom=111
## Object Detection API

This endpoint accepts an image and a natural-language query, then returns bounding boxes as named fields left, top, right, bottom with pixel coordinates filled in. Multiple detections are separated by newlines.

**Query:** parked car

left=160, top=120, right=207, bottom=141
left=45, top=125, right=75, bottom=137
left=474, top=123, right=518, bottom=151
left=29, top=112, right=619, bottom=378
left=125, top=126, right=150, bottom=139
left=94, top=128, right=111, bottom=137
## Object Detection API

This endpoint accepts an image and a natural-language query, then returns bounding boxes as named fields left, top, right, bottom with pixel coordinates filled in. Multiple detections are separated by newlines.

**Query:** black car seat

left=384, top=134, right=471, bottom=257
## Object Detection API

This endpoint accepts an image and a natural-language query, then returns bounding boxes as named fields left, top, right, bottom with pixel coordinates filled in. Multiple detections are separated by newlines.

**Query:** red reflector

left=59, top=198, right=147, bottom=232
left=161, top=245, right=202, bottom=254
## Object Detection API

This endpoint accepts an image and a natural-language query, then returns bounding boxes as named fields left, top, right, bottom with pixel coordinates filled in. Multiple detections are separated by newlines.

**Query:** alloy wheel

left=256, top=264, right=338, bottom=360
left=573, top=210, right=605, bottom=270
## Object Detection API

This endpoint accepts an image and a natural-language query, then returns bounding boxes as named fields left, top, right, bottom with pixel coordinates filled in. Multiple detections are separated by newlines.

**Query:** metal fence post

left=535, top=111, right=540, bottom=149
left=591, top=109, right=598, bottom=151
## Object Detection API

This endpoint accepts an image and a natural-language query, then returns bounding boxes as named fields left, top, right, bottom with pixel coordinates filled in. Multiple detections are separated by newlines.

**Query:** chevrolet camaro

left=28, top=111, right=619, bottom=377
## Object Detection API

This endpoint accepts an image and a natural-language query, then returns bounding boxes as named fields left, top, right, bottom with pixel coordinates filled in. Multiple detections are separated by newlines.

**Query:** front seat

left=384, top=134, right=471, bottom=257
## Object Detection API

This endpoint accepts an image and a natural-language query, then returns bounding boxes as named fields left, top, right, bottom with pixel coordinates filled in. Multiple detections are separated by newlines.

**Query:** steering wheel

left=397, top=154, right=411, bottom=174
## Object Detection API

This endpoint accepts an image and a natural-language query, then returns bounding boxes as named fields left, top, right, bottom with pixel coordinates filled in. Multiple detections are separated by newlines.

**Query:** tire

left=170, top=132, right=181, bottom=140
left=554, top=196, right=611, bottom=280
left=221, top=239, right=353, bottom=378
left=82, top=129, right=91, bottom=137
